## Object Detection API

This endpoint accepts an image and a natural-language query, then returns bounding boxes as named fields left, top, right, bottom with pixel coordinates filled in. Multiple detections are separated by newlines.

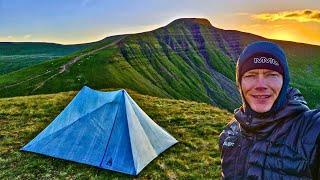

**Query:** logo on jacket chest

left=223, top=140, right=235, bottom=147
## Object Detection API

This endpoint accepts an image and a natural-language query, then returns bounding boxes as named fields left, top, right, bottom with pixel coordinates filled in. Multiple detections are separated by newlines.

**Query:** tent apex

left=81, top=85, right=91, bottom=91
left=120, top=89, right=127, bottom=93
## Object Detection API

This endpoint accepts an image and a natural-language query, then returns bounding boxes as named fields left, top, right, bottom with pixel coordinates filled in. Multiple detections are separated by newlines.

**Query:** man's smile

left=251, top=95, right=271, bottom=99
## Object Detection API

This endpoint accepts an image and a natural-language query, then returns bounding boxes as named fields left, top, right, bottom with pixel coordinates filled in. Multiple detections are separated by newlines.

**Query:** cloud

left=235, top=12, right=251, bottom=16
left=238, top=23, right=285, bottom=30
left=252, top=9, right=320, bottom=23
left=24, top=34, right=32, bottom=39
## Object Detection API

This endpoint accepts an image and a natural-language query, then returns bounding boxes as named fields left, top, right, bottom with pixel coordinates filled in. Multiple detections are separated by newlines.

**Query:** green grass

left=0, top=89, right=232, bottom=179
left=0, top=42, right=90, bottom=74
left=0, top=54, right=59, bottom=75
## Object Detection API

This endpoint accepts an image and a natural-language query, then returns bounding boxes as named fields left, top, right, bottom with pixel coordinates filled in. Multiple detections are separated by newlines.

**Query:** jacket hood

left=234, top=87, right=309, bottom=139
left=237, top=41, right=290, bottom=114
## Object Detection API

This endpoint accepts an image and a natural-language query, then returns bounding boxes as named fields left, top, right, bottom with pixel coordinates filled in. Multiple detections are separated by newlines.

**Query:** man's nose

left=254, top=76, right=267, bottom=91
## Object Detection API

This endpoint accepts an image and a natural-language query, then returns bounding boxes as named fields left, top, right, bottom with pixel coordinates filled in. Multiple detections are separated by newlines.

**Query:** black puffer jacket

left=219, top=88, right=320, bottom=179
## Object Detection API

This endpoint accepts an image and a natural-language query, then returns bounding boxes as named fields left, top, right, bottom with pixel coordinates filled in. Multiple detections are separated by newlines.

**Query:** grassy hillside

left=0, top=18, right=319, bottom=111
left=0, top=42, right=90, bottom=74
left=0, top=89, right=232, bottom=179
left=0, top=19, right=242, bottom=111
left=277, top=41, right=320, bottom=108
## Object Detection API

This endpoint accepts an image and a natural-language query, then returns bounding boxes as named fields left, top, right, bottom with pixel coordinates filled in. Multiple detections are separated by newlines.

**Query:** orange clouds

left=253, top=10, right=320, bottom=23
left=226, top=10, right=320, bottom=45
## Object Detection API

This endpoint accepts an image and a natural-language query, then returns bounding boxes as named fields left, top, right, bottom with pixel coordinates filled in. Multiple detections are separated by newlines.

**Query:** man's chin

left=251, top=106, right=272, bottom=113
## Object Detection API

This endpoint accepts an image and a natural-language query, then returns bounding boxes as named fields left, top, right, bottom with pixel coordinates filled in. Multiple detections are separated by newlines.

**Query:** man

left=219, top=41, right=320, bottom=179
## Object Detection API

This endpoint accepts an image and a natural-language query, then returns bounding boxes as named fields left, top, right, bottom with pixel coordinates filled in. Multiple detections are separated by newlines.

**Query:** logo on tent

left=107, top=158, right=113, bottom=166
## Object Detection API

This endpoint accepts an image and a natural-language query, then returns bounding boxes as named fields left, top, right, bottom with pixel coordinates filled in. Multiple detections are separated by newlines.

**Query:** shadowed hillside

left=0, top=18, right=319, bottom=110
left=0, top=89, right=231, bottom=179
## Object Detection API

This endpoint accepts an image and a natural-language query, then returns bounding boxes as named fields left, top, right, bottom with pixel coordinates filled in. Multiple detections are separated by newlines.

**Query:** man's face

left=241, top=69, right=283, bottom=113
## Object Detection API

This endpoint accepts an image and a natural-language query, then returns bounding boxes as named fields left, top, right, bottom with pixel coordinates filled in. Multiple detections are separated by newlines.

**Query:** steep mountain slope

left=277, top=41, right=320, bottom=108
left=0, top=42, right=91, bottom=74
left=0, top=18, right=319, bottom=110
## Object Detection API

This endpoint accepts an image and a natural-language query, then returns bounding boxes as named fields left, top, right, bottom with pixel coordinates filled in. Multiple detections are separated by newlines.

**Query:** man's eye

left=244, top=74, right=255, bottom=78
left=268, top=73, right=279, bottom=77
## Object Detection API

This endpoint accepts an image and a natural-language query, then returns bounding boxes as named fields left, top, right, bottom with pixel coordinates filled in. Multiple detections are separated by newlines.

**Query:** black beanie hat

left=236, top=41, right=290, bottom=113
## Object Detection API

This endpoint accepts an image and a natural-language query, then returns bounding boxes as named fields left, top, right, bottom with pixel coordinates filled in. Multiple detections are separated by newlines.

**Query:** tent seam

left=99, top=94, right=122, bottom=167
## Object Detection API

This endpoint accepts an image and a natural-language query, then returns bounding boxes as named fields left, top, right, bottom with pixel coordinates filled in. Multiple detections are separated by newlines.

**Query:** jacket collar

left=234, top=87, right=309, bottom=139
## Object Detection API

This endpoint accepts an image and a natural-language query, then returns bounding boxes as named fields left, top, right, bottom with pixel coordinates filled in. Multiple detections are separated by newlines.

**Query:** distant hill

left=0, top=18, right=319, bottom=110
left=0, top=89, right=231, bottom=178
left=0, top=42, right=90, bottom=74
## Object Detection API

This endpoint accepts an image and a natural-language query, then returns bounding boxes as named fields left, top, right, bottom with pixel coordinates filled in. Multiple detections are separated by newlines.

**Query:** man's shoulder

left=299, top=109, right=320, bottom=128
left=220, top=120, right=240, bottom=136
left=219, top=120, right=241, bottom=149
left=300, top=109, right=320, bottom=143
left=305, top=108, right=320, bottom=119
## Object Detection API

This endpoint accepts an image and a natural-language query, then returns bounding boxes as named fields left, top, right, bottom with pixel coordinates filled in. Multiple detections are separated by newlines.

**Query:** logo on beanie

left=253, top=57, right=279, bottom=66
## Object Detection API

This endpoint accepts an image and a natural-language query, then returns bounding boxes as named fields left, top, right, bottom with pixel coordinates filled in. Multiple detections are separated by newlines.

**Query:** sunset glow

left=253, top=10, right=320, bottom=23
left=1, top=1, right=319, bottom=45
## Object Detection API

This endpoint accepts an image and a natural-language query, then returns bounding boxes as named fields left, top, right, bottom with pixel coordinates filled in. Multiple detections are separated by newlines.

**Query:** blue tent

left=21, top=86, right=178, bottom=175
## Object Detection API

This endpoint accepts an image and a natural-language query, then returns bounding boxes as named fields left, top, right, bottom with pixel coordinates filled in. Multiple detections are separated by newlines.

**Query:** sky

left=1, top=0, right=320, bottom=45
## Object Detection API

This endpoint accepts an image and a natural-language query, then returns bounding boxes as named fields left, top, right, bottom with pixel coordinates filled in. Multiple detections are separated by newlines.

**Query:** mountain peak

left=168, top=18, right=213, bottom=27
